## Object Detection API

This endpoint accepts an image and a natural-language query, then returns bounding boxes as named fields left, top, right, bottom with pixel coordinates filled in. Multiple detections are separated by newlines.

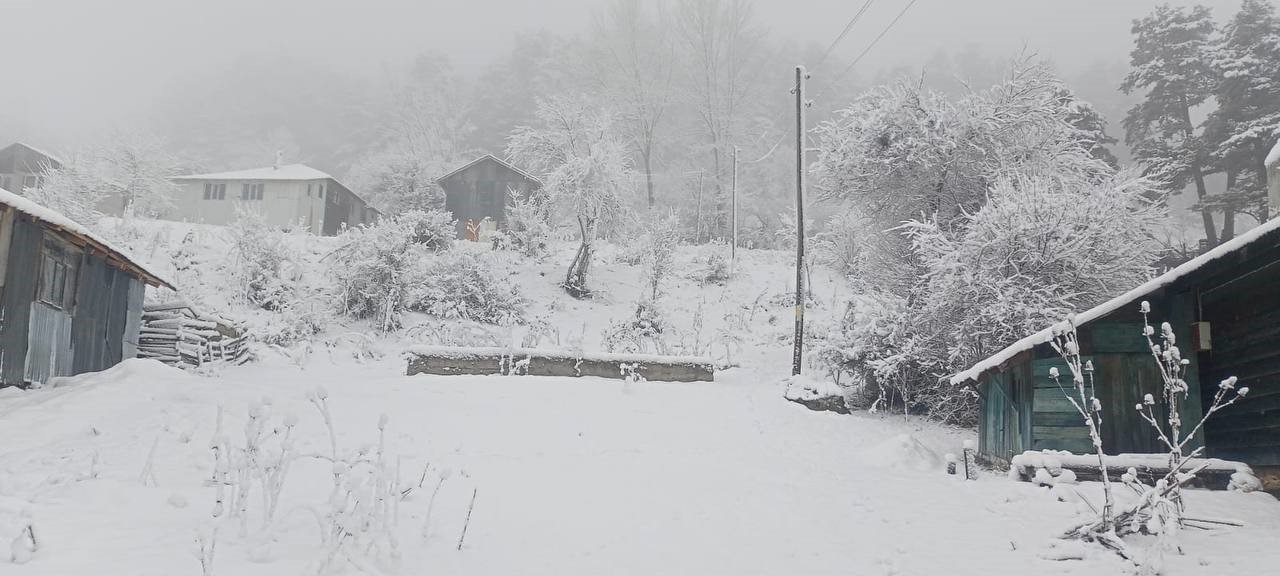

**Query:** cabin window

left=0, top=175, right=10, bottom=189
left=22, top=175, right=39, bottom=189
left=37, top=236, right=80, bottom=310
left=203, top=182, right=226, bottom=200
left=240, top=182, right=264, bottom=200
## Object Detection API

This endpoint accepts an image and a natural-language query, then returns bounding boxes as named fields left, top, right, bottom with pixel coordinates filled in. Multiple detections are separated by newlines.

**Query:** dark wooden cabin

left=0, top=186, right=172, bottom=387
left=952, top=217, right=1280, bottom=489
left=436, top=155, right=542, bottom=238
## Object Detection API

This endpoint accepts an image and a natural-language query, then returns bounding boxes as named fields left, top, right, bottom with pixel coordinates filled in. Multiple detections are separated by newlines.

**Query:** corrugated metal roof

left=436, top=154, right=543, bottom=186
left=0, top=186, right=173, bottom=289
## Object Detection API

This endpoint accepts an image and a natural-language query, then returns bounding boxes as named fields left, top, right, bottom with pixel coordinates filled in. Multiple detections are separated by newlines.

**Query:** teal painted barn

left=952, top=216, right=1280, bottom=489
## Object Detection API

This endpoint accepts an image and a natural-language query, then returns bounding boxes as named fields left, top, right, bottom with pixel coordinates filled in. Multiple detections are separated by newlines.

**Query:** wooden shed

left=436, top=154, right=542, bottom=238
left=952, top=216, right=1280, bottom=488
left=0, top=186, right=172, bottom=387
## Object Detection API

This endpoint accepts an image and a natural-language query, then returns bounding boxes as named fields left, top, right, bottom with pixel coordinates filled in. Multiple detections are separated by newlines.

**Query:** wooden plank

left=1032, top=394, right=1081, bottom=413
left=1089, top=323, right=1149, bottom=353
left=406, top=348, right=715, bottom=382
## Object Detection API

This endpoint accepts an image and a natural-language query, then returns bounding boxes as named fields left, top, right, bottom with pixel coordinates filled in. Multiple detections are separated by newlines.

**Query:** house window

left=0, top=175, right=10, bottom=190
left=318, top=183, right=325, bottom=199
left=240, top=182, right=264, bottom=200
left=37, top=236, right=80, bottom=310
left=22, top=175, right=38, bottom=189
left=203, top=182, right=226, bottom=200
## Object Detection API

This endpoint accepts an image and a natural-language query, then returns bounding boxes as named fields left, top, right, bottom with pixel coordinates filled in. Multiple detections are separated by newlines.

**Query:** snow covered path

left=1, top=355, right=1278, bottom=575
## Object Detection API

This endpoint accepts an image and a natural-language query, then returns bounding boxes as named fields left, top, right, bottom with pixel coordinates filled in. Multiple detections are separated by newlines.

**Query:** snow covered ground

left=3, top=353, right=1279, bottom=575
left=2, top=220, right=1279, bottom=575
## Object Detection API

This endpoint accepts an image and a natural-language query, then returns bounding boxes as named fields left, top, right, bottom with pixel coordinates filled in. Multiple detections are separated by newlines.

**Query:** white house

left=170, top=163, right=378, bottom=235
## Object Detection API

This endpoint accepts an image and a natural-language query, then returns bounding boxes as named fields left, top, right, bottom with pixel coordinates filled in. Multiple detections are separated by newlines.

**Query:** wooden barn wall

left=1197, top=240, right=1280, bottom=466
left=0, top=216, right=41, bottom=385
left=441, top=159, right=536, bottom=237
left=70, top=254, right=132, bottom=374
left=25, top=302, right=73, bottom=384
left=978, top=358, right=1032, bottom=463
left=122, top=278, right=144, bottom=360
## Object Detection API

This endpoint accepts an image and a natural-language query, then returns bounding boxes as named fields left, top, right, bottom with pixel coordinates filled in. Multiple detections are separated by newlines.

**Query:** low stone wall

left=405, top=346, right=715, bottom=382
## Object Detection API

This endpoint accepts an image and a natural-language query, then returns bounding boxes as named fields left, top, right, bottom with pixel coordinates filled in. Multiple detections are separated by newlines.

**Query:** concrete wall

left=171, top=179, right=327, bottom=234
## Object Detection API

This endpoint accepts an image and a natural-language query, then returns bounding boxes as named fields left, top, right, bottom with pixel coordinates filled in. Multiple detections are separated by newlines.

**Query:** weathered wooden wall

left=1198, top=240, right=1280, bottom=467
left=0, top=215, right=41, bottom=385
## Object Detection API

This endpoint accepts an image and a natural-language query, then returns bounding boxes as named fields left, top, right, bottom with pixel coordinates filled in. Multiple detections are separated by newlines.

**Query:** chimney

left=274, top=150, right=283, bottom=170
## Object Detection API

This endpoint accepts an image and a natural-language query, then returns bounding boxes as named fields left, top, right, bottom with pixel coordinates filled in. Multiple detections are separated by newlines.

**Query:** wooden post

left=731, top=145, right=738, bottom=266
left=695, top=170, right=704, bottom=244
left=792, top=66, right=808, bottom=376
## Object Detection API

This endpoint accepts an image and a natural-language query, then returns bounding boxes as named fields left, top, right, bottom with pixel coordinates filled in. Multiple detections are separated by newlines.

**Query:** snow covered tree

left=1121, top=4, right=1220, bottom=245
left=507, top=96, right=633, bottom=297
left=25, top=152, right=108, bottom=226
left=30, top=131, right=181, bottom=225
left=1059, top=88, right=1120, bottom=169
left=1204, top=0, right=1280, bottom=227
left=589, top=0, right=675, bottom=209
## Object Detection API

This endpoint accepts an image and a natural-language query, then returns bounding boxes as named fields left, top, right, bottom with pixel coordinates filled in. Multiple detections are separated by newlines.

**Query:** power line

left=745, top=0, right=919, bottom=164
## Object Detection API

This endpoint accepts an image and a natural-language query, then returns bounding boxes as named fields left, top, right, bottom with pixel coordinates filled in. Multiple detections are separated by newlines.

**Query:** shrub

left=231, top=208, right=302, bottom=311
left=491, top=192, right=552, bottom=256
left=603, top=301, right=670, bottom=354
left=329, top=211, right=451, bottom=331
left=689, top=248, right=732, bottom=285
left=634, top=212, right=680, bottom=300
left=406, top=250, right=527, bottom=325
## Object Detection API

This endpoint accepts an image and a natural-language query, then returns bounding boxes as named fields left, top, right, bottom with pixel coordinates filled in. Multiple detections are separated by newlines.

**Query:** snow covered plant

left=634, top=211, right=680, bottom=301
left=507, top=95, right=632, bottom=298
left=230, top=207, right=304, bottom=312
left=603, top=301, right=670, bottom=355
left=405, top=250, right=527, bottom=325
left=205, top=390, right=404, bottom=572
left=491, top=190, right=553, bottom=257
left=328, top=210, right=453, bottom=331
left=1046, top=321, right=1118, bottom=545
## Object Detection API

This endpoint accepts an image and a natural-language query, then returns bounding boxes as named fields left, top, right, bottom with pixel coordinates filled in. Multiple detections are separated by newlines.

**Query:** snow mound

left=860, top=433, right=943, bottom=472
left=781, top=374, right=842, bottom=402
left=1267, top=137, right=1280, bottom=168
left=44, top=358, right=190, bottom=389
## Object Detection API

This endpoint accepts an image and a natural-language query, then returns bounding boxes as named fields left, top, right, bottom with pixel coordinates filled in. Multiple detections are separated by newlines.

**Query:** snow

left=435, top=154, right=542, bottom=186
left=0, top=186, right=172, bottom=287
left=951, top=213, right=1280, bottom=384
left=171, top=163, right=336, bottom=182
left=1266, top=137, right=1280, bottom=168
left=1, top=352, right=1278, bottom=574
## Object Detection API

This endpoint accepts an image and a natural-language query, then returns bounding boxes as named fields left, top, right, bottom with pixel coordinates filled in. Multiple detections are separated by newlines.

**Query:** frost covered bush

left=491, top=192, right=553, bottom=257
left=329, top=211, right=451, bottom=331
left=231, top=208, right=302, bottom=312
left=400, top=209, right=456, bottom=250
left=633, top=212, right=680, bottom=300
left=405, top=250, right=527, bottom=325
left=603, top=301, right=670, bottom=354
left=688, top=247, right=732, bottom=286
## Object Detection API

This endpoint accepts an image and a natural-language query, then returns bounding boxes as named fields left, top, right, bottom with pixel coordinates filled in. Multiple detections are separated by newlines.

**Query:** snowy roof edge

left=950, top=215, right=1280, bottom=385
left=0, top=187, right=173, bottom=289
left=1267, top=138, right=1280, bottom=169
left=435, top=154, right=543, bottom=186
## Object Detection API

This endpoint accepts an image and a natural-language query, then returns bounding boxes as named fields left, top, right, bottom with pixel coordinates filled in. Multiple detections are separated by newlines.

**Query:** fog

left=2, top=0, right=1242, bottom=150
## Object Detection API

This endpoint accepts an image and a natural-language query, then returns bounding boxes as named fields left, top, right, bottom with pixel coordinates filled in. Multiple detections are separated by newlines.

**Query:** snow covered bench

left=1009, top=450, right=1260, bottom=491
left=405, top=346, right=715, bottom=382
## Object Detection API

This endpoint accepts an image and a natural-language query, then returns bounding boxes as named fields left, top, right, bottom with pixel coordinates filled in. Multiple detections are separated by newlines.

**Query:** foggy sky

left=0, top=0, right=1250, bottom=147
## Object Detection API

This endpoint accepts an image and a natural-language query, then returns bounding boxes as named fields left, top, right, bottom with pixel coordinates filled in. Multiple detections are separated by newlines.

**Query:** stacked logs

left=137, top=301, right=249, bottom=369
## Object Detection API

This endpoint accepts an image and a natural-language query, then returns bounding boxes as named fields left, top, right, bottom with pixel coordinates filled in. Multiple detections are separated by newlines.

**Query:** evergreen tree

left=1205, top=0, right=1280, bottom=230
left=1121, top=4, right=1220, bottom=245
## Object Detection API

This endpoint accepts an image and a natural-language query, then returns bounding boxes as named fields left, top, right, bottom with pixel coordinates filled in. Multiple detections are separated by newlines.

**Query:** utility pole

left=695, top=169, right=704, bottom=244
left=791, top=65, right=808, bottom=376
left=731, top=146, right=739, bottom=265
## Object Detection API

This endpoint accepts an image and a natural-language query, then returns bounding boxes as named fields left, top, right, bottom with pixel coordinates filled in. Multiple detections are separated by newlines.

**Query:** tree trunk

left=564, top=216, right=594, bottom=298
left=1179, top=95, right=1218, bottom=247
left=643, top=149, right=655, bottom=209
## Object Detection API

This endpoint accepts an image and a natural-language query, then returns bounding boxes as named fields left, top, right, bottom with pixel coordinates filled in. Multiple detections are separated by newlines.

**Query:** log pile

left=137, top=301, right=250, bottom=369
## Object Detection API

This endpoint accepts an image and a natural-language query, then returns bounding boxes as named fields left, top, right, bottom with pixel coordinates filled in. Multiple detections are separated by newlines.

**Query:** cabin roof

left=435, top=154, right=542, bottom=186
left=0, top=186, right=173, bottom=289
left=172, top=163, right=377, bottom=211
left=172, top=163, right=335, bottom=182
left=0, top=142, right=64, bottom=170
left=950, top=215, right=1280, bottom=385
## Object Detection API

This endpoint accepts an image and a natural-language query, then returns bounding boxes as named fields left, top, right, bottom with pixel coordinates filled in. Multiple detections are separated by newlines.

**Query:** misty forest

left=2, top=0, right=1280, bottom=574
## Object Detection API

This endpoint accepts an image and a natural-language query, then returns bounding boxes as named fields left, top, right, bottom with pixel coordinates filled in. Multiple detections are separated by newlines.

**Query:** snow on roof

left=436, top=154, right=543, bottom=186
left=171, top=163, right=335, bottom=182
left=950, top=215, right=1280, bottom=385
left=1267, top=138, right=1280, bottom=169
left=0, top=186, right=172, bottom=289
left=2, top=142, right=63, bottom=168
